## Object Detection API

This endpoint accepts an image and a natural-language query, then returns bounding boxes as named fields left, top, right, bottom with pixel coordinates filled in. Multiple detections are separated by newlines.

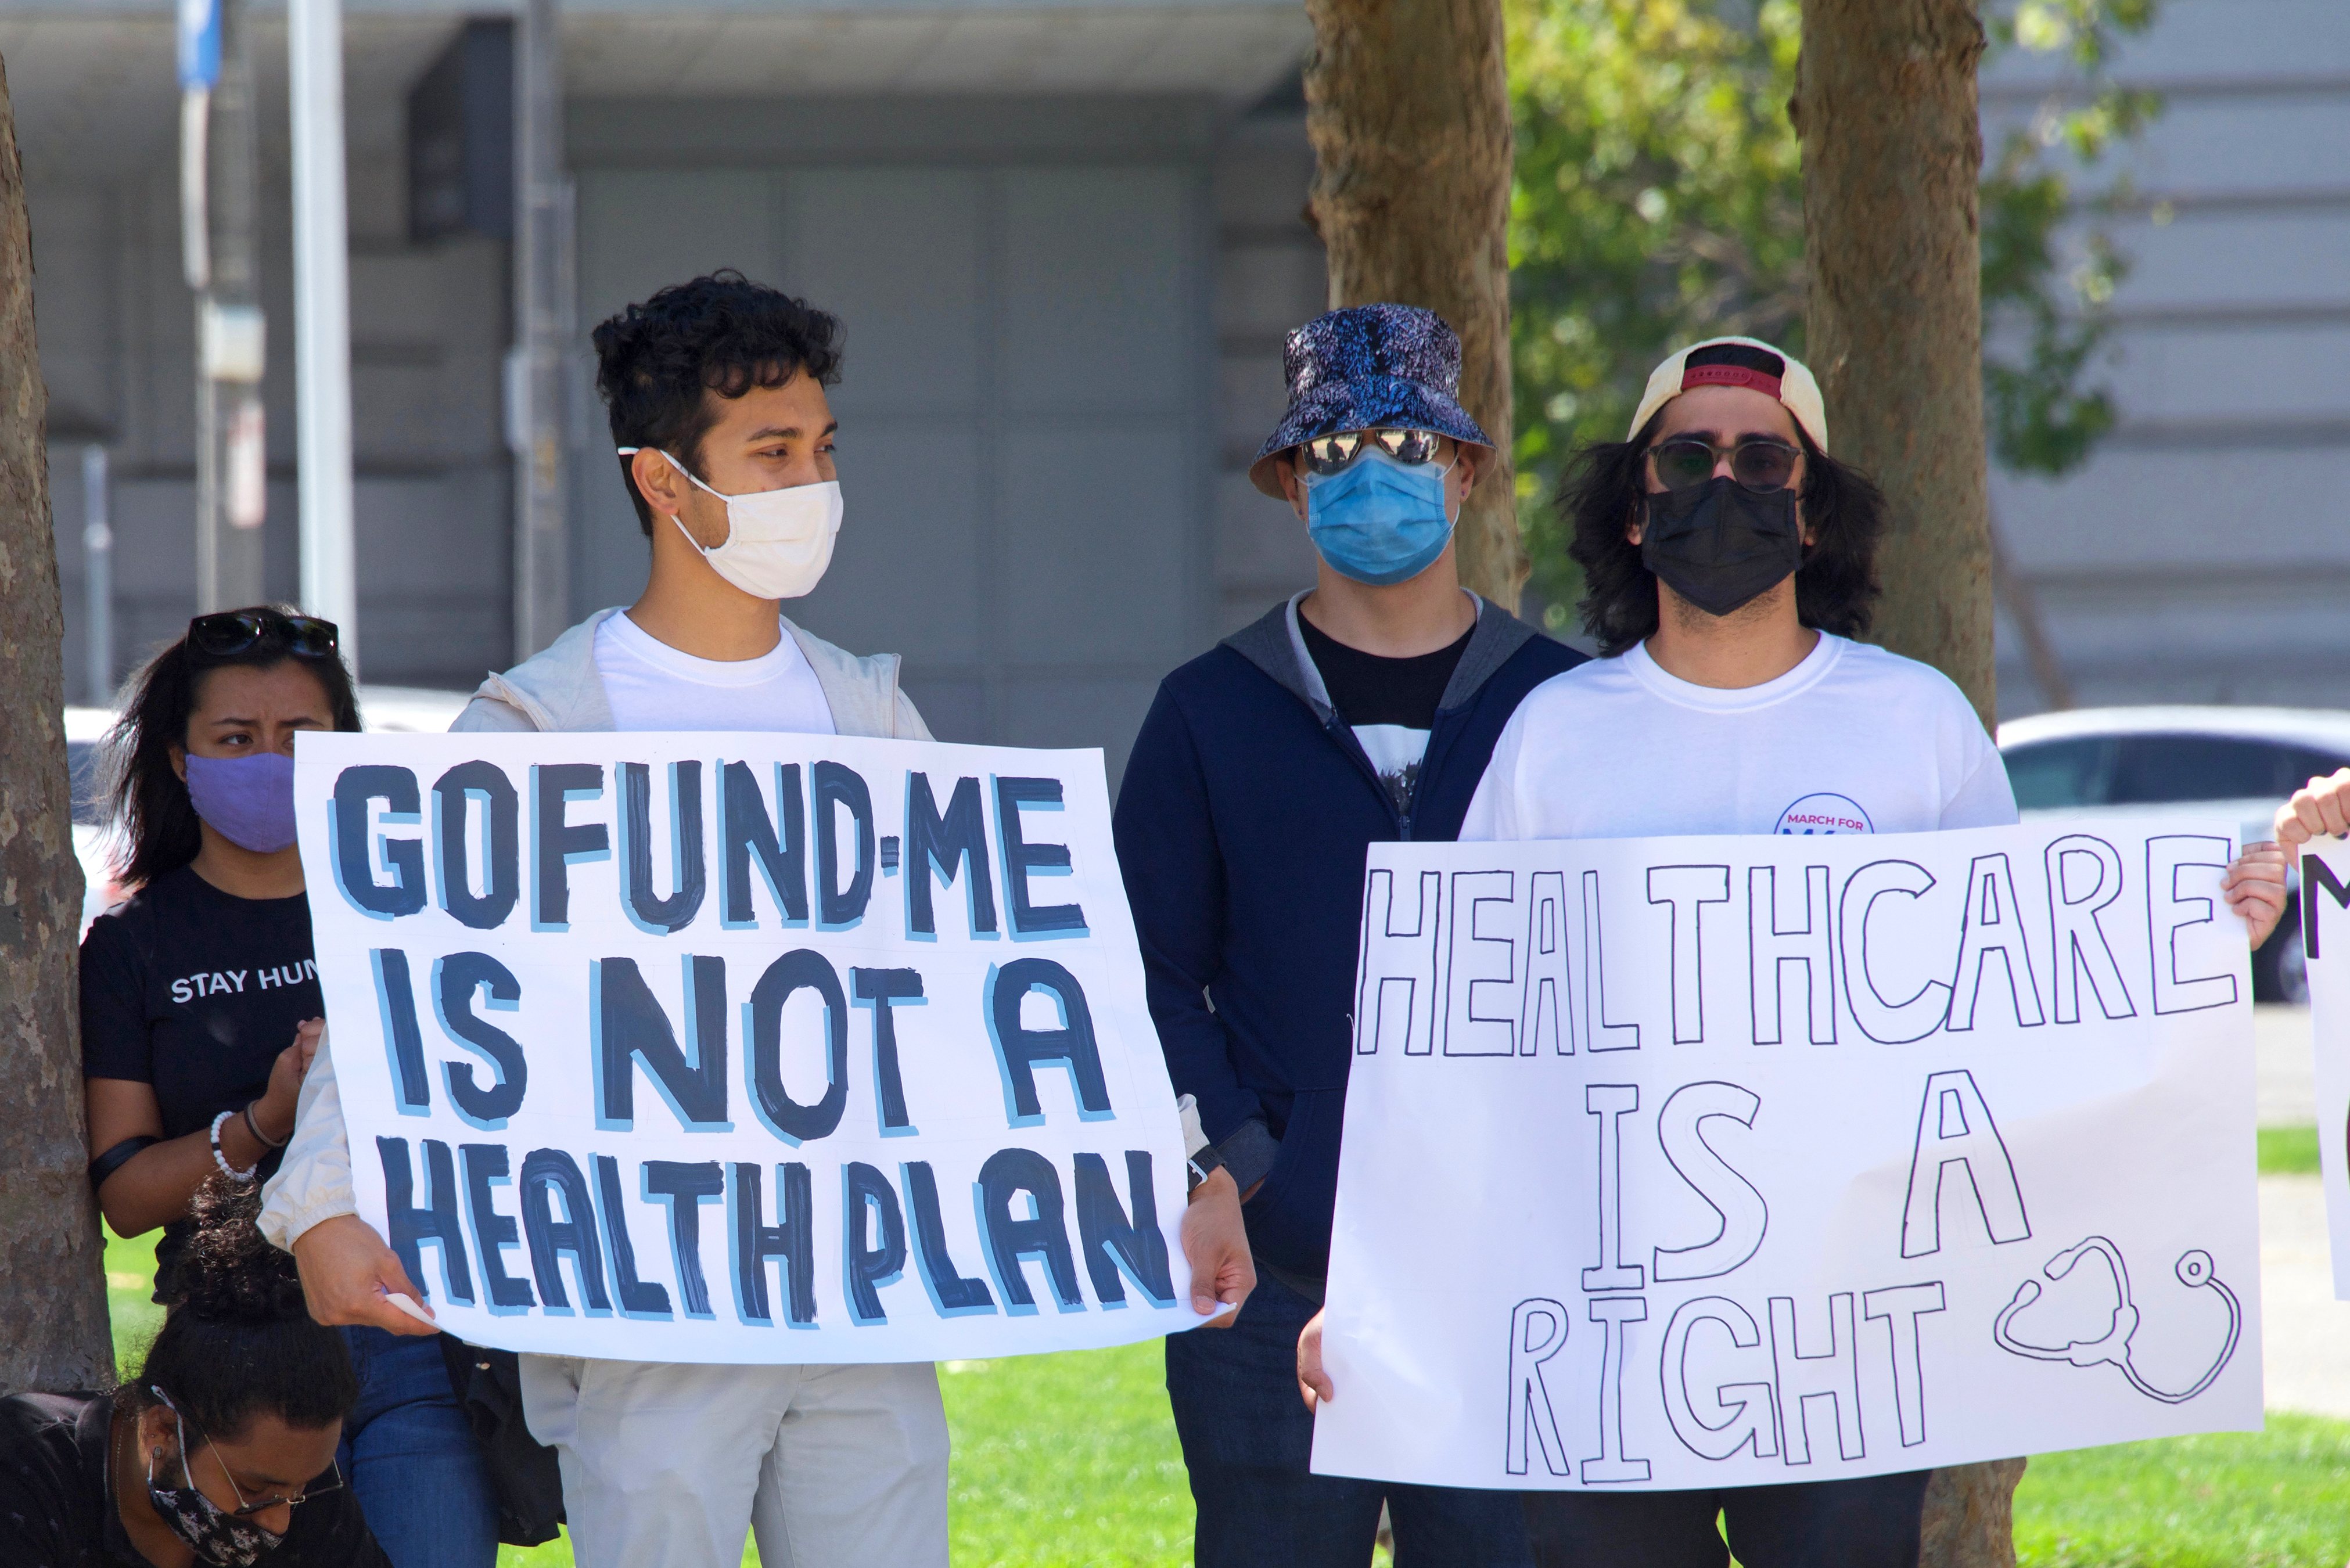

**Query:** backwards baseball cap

left=1629, top=336, right=1828, bottom=453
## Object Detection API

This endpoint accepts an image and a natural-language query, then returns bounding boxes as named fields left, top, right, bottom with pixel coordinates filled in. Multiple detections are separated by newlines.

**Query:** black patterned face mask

left=143, top=1393, right=286, bottom=1567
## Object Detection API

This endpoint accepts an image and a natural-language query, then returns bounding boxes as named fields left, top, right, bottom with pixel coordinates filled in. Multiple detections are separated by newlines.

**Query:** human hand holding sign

left=2231, top=768, right=2350, bottom=951
left=2278, top=769, right=2350, bottom=856
left=251, top=1017, right=325, bottom=1143
left=2224, top=843, right=2289, bottom=950
left=1181, top=1167, right=1256, bottom=1326
left=292, top=1214, right=440, bottom=1336
left=1297, top=1307, right=1332, bottom=1411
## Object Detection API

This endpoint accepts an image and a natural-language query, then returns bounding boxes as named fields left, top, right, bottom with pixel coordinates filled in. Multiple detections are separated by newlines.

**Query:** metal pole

left=290, top=0, right=359, bottom=672
left=511, top=0, right=570, bottom=660
left=82, top=444, right=112, bottom=706
left=192, top=0, right=267, bottom=614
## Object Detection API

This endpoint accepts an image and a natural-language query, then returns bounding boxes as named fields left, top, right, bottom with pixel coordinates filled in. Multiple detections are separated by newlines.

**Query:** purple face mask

left=184, top=751, right=299, bottom=854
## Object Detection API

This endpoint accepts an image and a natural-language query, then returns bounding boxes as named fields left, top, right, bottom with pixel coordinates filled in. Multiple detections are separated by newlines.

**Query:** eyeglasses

left=161, top=1395, right=346, bottom=1516
left=187, top=610, right=340, bottom=662
left=1301, top=428, right=1449, bottom=477
left=1647, top=437, right=1802, bottom=494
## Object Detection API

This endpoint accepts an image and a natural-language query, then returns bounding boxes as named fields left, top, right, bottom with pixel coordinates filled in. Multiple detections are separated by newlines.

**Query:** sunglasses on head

left=1647, top=437, right=1803, bottom=494
left=1301, top=427, right=1449, bottom=478
left=186, top=611, right=340, bottom=662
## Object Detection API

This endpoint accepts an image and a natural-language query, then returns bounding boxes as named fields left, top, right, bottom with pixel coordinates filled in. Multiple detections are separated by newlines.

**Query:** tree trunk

left=1796, top=3, right=2011, bottom=1558
left=1795, top=0, right=1995, bottom=728
left=1921, top=1456, right=2028, bottom=1568
left=0, top=51, right=112, bottom=1394
left=1302, top=0, right=1525, bottom=608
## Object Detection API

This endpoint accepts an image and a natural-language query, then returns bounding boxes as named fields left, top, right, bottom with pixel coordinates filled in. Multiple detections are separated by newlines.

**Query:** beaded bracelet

left=209, top=1110, right=259, bottom=1183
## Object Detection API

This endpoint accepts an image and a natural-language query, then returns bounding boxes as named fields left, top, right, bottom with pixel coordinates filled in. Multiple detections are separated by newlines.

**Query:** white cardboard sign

left=296, top=731, right=1196, bottom=1363
left=2299, top=838, right=2350, bottom=1297
left=1313, top=822, right=2262, bottom=1490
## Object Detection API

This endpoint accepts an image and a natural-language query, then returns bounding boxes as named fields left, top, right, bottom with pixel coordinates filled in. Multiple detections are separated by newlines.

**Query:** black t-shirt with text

left=1299, top=614, right=1474, bottom=817
left=80, top=866, right=318, bottom=1293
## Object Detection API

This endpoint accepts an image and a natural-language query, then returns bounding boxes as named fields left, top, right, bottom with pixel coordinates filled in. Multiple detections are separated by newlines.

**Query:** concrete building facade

left=1983, top=0, right=2350, bottom=717
left=13, top=0, right=2339, bottom=770
left=13, top=0, right=1326, bottom=783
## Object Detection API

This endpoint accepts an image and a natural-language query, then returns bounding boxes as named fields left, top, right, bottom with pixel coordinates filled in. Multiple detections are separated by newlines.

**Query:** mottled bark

left=0, top=51, right=112, bottom=1393
left=1302, top=0, right=1525, bottom=607
left=1795, top=0, right=1995, bottom=727
left=1798, top=2, right=2011, bottom=1554
left=1921, top=1456, right=2028, bottom=1568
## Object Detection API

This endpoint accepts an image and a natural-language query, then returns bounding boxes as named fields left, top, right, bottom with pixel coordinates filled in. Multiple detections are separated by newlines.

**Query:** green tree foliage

left=1509, top=0, right=2161, bottom=627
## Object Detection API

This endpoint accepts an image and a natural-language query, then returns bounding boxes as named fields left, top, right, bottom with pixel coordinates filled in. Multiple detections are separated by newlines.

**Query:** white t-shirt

left=1460, top=633, right=2015, bottom=842
left=592, top=610, right=838, bottom=736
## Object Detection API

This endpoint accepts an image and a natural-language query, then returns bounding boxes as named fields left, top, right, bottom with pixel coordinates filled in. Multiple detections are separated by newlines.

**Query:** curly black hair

left=113, top=1178, right=359, bottom=1441
left=1561, top=411, right=1887, bottom=656
left=592, top=268, right=846, bottom=537
left=102, top=606, right=363, bottom=890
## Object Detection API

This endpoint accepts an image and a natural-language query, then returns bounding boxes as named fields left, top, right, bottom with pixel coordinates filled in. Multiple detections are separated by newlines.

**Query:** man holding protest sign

left=261, top=272, right=1255, bottom=1568
left=1117, top=305, right=1582, bottom=1566
left=1296, top=337, right=2016, bottom=1567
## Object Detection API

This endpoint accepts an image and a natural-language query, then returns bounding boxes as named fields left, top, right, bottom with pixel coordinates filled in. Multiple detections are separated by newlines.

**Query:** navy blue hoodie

left=1113, top=595, right=1584, bottom=1289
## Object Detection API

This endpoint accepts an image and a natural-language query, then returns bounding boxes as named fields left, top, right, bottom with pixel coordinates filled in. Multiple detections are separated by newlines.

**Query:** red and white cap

left=1629, top=336, right=1828, bottom=453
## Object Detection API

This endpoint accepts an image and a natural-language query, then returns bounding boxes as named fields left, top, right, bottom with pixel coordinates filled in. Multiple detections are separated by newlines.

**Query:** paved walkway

left=2257, top=1004, right=2317, bottom=1128
left=2249, top=1005, right=2350, bottom=1418
left=2261, top=1174, right=2350, bottom=1418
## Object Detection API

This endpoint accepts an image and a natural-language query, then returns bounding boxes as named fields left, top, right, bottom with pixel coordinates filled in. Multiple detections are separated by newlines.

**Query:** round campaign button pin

left=1774, top=793, right=1873, bottom=835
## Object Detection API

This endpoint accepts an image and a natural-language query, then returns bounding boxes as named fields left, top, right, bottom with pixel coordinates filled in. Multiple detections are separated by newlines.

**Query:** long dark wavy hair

left=1561, top=411, right=1887, bottom=656
left=113, top=1178, right=360, bottom=1440
left=102, top=605, right=362, bottom=890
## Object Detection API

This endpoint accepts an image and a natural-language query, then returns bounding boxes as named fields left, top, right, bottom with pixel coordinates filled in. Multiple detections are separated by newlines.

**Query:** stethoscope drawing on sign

left=1991, top=1235, right=2242, bottom=1405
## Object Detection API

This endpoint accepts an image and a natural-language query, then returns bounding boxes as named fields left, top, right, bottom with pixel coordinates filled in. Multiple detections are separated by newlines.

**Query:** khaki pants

left=519, top=1355, right=950, bottom=1568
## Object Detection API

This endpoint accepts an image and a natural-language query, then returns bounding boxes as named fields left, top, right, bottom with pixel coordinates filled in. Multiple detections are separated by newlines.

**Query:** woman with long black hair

left=0, top=1177, right=390, bottom=1565
left=80, top=606, right=500, bottom=1568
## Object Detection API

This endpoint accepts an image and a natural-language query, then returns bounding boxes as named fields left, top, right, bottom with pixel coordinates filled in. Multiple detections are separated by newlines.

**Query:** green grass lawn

left=106, top=1223, right=2350, bottom=1567
left=2015, top=1418, right=2350, bottom=1568
left=2261, top=1125, right=2322, bottom=1176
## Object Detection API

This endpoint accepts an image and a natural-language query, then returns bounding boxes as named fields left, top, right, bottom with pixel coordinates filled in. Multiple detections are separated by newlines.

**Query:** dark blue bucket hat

left=1249, top=303, right=1495, bottom=498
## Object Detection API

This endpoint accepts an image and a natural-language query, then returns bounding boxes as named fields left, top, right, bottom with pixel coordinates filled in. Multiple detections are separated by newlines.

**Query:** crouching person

left=0, top=1179, right=391, bottom=1566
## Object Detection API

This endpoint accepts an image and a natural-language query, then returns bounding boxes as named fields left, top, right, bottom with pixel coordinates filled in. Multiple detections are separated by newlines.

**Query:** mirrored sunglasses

left=1302, top=427, right=1447, bottom=478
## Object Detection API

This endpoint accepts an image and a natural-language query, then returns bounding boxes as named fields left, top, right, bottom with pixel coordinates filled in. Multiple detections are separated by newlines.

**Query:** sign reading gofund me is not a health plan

left=1312, top=824, right=2263, bottom=1491
left=296, top=731, right=1198, bottom=1364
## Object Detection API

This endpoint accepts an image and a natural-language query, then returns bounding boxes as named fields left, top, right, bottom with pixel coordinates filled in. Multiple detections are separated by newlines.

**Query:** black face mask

left=1640, top=476, right=1803, bottom=617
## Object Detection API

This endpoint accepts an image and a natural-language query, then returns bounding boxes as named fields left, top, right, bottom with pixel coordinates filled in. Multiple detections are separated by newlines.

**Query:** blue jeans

left=1166, top=1271, right=1533, bottom=1568
left=338, top=1328, right=501, bottom=1568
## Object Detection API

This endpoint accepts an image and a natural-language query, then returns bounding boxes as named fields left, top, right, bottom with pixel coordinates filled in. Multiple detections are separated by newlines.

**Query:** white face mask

left=620, top=447, right=842, bottom=600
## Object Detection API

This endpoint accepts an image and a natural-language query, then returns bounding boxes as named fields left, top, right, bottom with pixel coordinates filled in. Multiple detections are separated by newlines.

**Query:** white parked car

left=1996, top=705, right=2350, bottom=1005
left=67, top=684, right=472, bottom=934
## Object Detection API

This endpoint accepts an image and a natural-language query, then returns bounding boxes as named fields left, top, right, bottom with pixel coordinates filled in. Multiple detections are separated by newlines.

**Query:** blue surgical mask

left=1302, top=449, right=1456, bottom=587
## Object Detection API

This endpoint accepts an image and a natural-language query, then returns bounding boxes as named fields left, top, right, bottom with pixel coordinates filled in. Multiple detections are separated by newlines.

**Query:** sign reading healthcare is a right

left=1314, top=821, right=2262, bottom=1491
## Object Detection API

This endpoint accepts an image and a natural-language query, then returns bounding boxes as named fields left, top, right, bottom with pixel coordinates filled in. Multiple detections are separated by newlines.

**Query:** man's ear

left=1277, top=461, right=1308, bottom=523
left=631, top=449, right=685, bottom=519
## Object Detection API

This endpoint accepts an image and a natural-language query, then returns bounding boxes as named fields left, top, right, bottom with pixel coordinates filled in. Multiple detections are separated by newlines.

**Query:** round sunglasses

left=186, top=610, right=340, bottom=662
left=1302, top=427, right=1449, bottom=478
left=1647, top=437, right=1802, bottom=494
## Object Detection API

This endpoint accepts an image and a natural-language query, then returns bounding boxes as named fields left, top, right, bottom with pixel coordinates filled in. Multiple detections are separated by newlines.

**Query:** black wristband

left=243, top=1102, right=289, bottom=1151
left=89, top=1135, right=160, bottom=1192
left=1186, top=1143, right=1225, bottom=1195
